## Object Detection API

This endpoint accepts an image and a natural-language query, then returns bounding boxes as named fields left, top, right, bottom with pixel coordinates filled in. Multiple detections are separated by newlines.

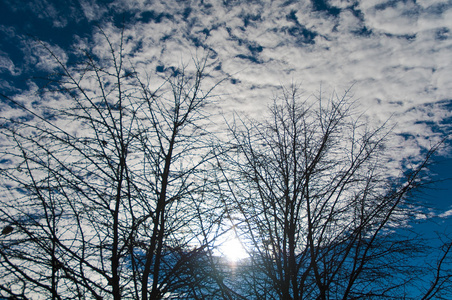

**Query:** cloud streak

left=1, top=0, right=451, bottom=161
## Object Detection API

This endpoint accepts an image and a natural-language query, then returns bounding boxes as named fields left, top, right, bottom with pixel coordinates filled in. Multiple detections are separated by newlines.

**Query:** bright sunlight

left=219, top=237, right=249, bottom=262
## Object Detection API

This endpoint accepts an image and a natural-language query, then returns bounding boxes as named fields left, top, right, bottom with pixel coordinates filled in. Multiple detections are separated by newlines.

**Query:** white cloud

left=117, top=1, right=450, bottom=148
left=79, top=0, right=108, bottom=22
left=439, top=208, right=452, bottom=218
left=0, top=52, right=20, bottom=76
left=26, top=41, right=69, bottom=73
left=4, top=0, right=451, bottom=168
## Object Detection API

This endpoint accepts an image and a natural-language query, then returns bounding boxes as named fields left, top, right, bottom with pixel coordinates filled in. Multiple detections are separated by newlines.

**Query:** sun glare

left=220, top=237, right=248, bottom=262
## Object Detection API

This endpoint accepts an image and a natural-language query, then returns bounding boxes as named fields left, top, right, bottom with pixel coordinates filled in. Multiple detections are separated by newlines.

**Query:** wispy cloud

left=439, top=208, right=452, bottom=218
left=0, top=51, right=20, bottom=76
left=3, top=0, right=451, bottom=161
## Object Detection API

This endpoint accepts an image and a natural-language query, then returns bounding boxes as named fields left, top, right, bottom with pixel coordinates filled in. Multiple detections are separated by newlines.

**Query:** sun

left=220, top=237, right=249, bottom=262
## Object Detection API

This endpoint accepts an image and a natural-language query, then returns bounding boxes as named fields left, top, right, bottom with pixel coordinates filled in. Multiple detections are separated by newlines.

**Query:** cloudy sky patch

left=0, top=0, right=451, bottom=212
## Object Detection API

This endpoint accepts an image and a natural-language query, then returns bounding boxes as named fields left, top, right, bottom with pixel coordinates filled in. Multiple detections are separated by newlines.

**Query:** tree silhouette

left=0, top=30, right=221, bottom=300
left=1, top=31, right=451, bottom=300
left=217, top=85, right=452, bottom=299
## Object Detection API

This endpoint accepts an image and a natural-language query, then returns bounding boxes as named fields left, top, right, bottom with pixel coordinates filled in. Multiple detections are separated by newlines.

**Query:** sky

left=0, top=0, right=451, bottom=228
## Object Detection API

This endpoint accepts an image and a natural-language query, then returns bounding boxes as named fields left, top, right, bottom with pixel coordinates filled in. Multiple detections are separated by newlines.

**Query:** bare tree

left=0, top=29, right=222, bottom=300
left=1, top=29, right=451, bottom=300
left=217, top=85, right=452, bottom=299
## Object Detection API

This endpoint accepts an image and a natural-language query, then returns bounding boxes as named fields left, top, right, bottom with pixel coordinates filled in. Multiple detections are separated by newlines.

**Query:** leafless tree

left=217, top=85, right=452, bottom=299
left=1, top=29, right=451, bottom=300
left=0, top=29, right=223, bottom=300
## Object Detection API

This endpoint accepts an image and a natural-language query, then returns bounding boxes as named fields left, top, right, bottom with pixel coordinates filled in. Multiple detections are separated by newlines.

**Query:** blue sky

left=0, top=0, right=451, bottom=229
